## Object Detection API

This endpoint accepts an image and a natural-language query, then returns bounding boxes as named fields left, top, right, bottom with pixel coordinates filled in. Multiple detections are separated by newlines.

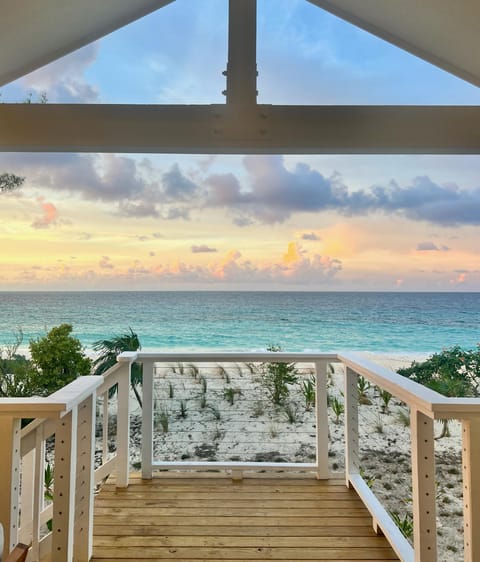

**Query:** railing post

left=116, top=361, right=131, bottom=488
left=344, top=366, right=359, bottom=486
left=410, top=407, right=437, bottom=562
left=32, top=428, right=46, bottom=560
left=462, top=417, right=480, bottom=562
left=141, top=360, right=155, bottom=480
left=0, top=416, right=21, bottom=561
left=74, top=394, right=95, bottom=562
left=19, top=447, right=34, bottom=544
left=52, top=408, right=78, bottom=562
left=314, top=360, right=329, bottom=479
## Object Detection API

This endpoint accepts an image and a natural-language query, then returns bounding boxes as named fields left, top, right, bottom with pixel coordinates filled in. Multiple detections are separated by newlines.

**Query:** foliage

left=283, top=402, right=300, bottom=424
left=390, top=511, right=414, bottom=539
left=0, top=330, right=35, bottom=397
left=300, top=375, right=316, bottom=411
left=357, top=375, right=372, bottom=404
left=44, top=463, right=54, bottom=531
left=29, top=324, right=91, bottom=395
left=178, top=399, right=188, bottom=418
left=331, top=396, right=344, bottom=423
left=224, top=387, right=240, bottom=405
left=378, top=387, right=393, bottom=413
left=359, top=466, right=376, bottom=489
left=157, top=409, right=169, bottom=432
left=261, top=345, right=298, bottom=405
left=398, top=346, right=480, bottom=438
left=397, top=345, right=479, bottom=398
left=0, top=172, right=24, bottom=193
left=92, top=328, right=143, bottom=408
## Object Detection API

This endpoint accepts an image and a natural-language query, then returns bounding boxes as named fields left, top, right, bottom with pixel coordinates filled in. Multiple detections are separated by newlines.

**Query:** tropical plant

left=29, top=324, right=91, bottom=395
left=178, top=399, right=188, bottom=418
left=157, top=408, right=169, bottom=432
left=357, top=376, right=372, bottom=404
left=398, top=346, right=479, bottom=438
left=283, top=402, right=300, bottom=424
left=359, top=466, right=376, bottom=489
left=44, top=462, right=54, bottom=531
left=261, top=345, right=298, bottom=405
left=301, top=376, right=316, bottom=411
left=223, top=387, right=239, bottom=405
left=390, top=511, right=414, bottom=539
left=92, top=328, right=143, bottom=408
left=378, top=387, right=393, bottom=413
left=331, top=396, right=344, bottom=424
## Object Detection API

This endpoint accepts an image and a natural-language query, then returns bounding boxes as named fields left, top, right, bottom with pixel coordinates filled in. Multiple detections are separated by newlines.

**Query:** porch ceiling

left=308, top=0, right=480, bottom=88
left=0, top=0, right=174, bottom=87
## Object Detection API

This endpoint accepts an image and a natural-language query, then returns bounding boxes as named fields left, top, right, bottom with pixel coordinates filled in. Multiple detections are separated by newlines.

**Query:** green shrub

left=261, top=345, right=298, bottom=406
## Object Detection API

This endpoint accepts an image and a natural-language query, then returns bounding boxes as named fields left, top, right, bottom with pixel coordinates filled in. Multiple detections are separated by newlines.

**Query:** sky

left=1, top=0, right=480, bottom=291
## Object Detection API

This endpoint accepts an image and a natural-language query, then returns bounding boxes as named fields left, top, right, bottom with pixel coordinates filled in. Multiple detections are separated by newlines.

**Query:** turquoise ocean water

left=0, top=291, right=478, bottom=355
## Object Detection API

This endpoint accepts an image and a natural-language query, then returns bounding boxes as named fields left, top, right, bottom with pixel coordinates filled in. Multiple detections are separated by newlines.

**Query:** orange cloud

left=31, top=197, right=59, bottom=229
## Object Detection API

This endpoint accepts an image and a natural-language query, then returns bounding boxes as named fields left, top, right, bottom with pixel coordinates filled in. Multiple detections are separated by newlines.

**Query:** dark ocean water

left=0, top=291, right=478, bottom=354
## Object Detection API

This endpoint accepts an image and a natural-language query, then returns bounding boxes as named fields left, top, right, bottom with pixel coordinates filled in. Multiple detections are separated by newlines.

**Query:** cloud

left=31, top=197, right=59, bottom=229
left=416, top=241, right=450, bottom=252
left=20, top=43, right=100, bottom=103
left=204, top=156, right=480, bottom=226
left=191, top=245, right=218, bottom=254
left=99, top=256, right=114, bottom=269
left=162, top=164, right=199, bottom=201
left=301, top=232, right=321, bottom=241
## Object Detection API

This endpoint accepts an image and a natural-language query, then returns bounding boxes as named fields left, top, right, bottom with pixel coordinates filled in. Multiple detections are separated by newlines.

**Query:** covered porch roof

left=0, top=0, right=479, bottom=155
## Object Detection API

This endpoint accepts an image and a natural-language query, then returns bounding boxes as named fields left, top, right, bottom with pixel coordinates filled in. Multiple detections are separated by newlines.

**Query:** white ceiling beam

left=225, top=0, right=257, bottom=106
left=0, top=104, right=479, bottom=154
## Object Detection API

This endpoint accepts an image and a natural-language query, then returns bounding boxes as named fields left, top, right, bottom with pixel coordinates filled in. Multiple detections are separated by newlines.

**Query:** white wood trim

left=141, top=360, right=154, bottom=480
left=314, top=360, right=329, bottom=479
left=1, top=104, right=480, bottom=154
left=462, top=418, right=480, bottom=562
left=151, top=461, right=317, bottom=471
left=52, top=408, right=77, bottom=562
left=94, top=457, right=117, bottom=485
left=19, top=448, right=34, bottom=544
left=344, top=366, right=359, bottom=485
left=74, top=395, right=95, bottom=562
left=410, top=408, right=437, bottom=562
left=115, top=363, right=130, bottom=488
left=0, top=417, right=21, bottom=560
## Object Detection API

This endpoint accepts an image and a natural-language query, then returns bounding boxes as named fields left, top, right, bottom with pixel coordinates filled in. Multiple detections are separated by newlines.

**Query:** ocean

left=0, top=291, right=478, bottom=355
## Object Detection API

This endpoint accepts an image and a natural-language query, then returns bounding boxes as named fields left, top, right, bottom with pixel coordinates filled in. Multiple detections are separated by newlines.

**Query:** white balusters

left=410, top=408, right=437, bottom=562
left=314, top=360, right=329, bottom=479
left=462, top=417, right=480, bottom=562
left=116, top=361, right=131, bottom=488
left=0, top=417, right=21, bottom=560
left=141, top=360, right=155, bottom=480
left=344, top=366, right=360, bottom=484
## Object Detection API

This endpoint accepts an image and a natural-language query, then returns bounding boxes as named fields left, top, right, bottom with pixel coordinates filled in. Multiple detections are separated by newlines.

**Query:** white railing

left=1, top=350, right=479, bottom=562
left=0, top=360, right=132, bottom=562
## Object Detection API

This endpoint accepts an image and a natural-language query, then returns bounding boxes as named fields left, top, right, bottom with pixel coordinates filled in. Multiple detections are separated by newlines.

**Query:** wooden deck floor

left=91, top=474, right=399, bottom=562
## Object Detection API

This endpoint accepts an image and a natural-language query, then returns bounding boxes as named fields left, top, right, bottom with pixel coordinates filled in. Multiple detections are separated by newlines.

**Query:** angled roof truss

left=0, top=0, right=479, bottom=155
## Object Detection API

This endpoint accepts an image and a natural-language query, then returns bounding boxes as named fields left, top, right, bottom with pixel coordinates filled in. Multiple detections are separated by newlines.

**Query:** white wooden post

left=410, top=408, right=437, bottom=562
left=462, top=417, right=480, bottom=562
left=116, top=362, right=131, bottom=488
left=102, top=390, right=109, bottom=463
left=52, top=408, right=78, bottom=562
left=32, top=428, right=46, bottom=561
left=0, top=417, right=21, bottom=561
left=141, top=360, right=155, bottom=480
left=344, top=366, right=360, bottom=485
left=19, top=447, right=35, bottom=544
left=314, top=360, right=329, bottom=479
left=74, top=395, right=95, bottom=562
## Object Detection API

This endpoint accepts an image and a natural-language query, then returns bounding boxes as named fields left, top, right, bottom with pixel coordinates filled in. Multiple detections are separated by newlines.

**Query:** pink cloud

left=31, top=197, right=59, bottom=229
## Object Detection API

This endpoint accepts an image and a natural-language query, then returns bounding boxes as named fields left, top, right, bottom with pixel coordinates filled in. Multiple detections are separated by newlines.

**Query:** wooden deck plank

left=91, top=476, right=399, bottom=562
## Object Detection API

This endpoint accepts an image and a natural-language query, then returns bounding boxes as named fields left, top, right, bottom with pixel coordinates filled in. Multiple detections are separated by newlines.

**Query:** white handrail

left=1, top=351, right=479, bottom=562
